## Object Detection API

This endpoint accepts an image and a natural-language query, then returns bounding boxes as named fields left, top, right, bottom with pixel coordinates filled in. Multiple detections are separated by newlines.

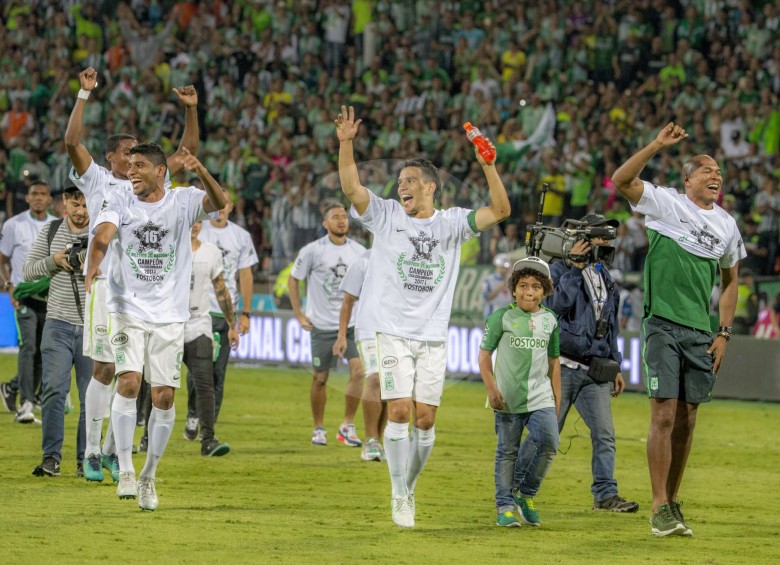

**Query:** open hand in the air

left=335, top=105, right=362, bottom=142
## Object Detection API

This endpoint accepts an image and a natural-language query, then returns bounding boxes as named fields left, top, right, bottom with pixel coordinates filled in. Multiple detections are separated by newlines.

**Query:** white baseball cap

left=512, top=256, right=551, bottom=279
left=493, top=253, right=511, bottom=268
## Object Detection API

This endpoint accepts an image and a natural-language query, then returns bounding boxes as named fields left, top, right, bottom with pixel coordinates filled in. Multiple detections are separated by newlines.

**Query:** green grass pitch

left=0, top=354, right=778, bottom=564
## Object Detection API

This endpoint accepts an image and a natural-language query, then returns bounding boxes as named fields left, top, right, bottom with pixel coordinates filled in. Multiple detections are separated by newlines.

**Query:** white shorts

left=376, top=332, right=447, bottom=406
left=110, top=312, right=185, bottom=388
left=82, top=278, right=114, bottom=363
left=357, top=336, right=379, bottom=378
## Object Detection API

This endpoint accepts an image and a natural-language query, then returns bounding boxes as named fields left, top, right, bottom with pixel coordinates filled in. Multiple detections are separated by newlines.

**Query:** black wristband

left=716, top=331, right=731, bottom=341
left=241, top=311, right=252, bottom=318
left=717, top=326, right=732, bottom=334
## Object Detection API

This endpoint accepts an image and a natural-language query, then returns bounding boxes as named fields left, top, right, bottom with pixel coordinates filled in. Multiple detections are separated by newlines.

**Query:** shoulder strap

left=47, top=218, right=65, bottom=253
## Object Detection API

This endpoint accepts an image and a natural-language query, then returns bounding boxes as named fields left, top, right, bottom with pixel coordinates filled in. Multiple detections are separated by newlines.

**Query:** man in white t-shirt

left=86, top=143, right=227, bottom=511
left=612, top=122, right=744, bottom=537
left=0, top=180, right=55, bottom=422
left=288, top=201, right=365, bottom=447
left=65, top=66, right=200, bottom=483
left=182, top=220, right=238, bottom=456
left=183, top=195, right=258, bottom=441
left=335, top=105, right=510, bottom=528
left=333, top=248, right=387, bottom=462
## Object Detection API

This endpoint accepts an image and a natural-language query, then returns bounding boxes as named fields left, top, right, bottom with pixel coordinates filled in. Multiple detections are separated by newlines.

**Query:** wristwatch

left=241, top=311, right=252, bottom=318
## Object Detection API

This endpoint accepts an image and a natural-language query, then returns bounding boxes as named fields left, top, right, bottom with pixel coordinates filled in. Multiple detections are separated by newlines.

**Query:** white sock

left=111, top=393, right=137, bottom=474
left=406, top=426, right=435, bottom=494
left=140, top=405, right=175, bottom=479
left=84, top=378, right=111, bottom=456
left=383, top=421, right=410, bottom=498
left=101, top=381, right=117, bottom=455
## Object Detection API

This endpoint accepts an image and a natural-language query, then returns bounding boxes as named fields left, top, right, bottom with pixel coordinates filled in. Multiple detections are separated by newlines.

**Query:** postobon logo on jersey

left=509, top=336, right=548, bottom=349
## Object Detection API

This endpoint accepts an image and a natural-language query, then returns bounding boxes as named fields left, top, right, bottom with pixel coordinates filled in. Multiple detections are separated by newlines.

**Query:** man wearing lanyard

left=519, top=214, right=638, bottom=513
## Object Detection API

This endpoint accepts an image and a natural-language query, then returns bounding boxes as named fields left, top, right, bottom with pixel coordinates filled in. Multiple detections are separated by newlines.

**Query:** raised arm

left=473, top=143, right=511, bottom=231
left=167, top=85, right=200, bottom=176
left=612, top=122, right=688, bottom=206
left=85, top=222, right=117, bottom=293
left=212, top=272, right=239, bottom=350
left=179, top=148, right=227, bottom=213
left=64, top=67, right=98, bottom=176
left=335, top=105, right=371, bottom=215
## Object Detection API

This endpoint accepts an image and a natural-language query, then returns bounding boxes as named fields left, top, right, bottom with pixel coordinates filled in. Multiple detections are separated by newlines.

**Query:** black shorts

left=641, top=316, right=716, bottom=404
left=310, top=327, right=359, bottom=371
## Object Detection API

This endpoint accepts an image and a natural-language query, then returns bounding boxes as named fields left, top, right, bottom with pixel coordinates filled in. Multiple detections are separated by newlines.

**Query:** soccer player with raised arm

left=65, top=66, right=200, bottom=483
left=612, top=122, right=744, bottom=537
left=335, top=105, right=510, bottom=528
left=86, top=143, right=227, bottom=511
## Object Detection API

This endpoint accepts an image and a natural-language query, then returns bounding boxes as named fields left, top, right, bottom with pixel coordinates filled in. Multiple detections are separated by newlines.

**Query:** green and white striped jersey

left=480, top=303, right=560, bottom=414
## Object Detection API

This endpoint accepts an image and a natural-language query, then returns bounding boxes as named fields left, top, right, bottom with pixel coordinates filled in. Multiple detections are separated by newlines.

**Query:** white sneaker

left=138, top=477, right=158, bottom=511
left=391, top=495, right=415, bottom=528
left=337, top=423, right=362, bottom=447
left=360, top=438, right=382, bottom=461
left=117, top=471, right=137, bottom=499
left=14, top=400, right=36, bottom=424
left=183, top=417, right=199, bottom=441
left=408, top=492, right=416, bottom=520
left=311, top=427, right=327, bottom=446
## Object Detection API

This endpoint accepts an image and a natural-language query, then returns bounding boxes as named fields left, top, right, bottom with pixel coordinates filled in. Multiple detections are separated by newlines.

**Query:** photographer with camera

left=521, top=213, right=638, bottom=514
left=24, top=186, right=92, bottom=478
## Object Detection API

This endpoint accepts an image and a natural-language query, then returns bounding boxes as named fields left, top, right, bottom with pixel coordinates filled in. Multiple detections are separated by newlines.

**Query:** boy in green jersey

left=479, top=257, right=561, bottom=528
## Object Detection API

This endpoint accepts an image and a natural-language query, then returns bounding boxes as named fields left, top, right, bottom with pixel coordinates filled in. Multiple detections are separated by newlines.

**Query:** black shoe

left=139, top=433, right=148, bottom=453
left=0, top=382, right=16, bottom=413
left=75, top=460, right=84, bottom=478
left=32, top=456, right=61, bottom=477
left=594, top=495, right=639, bottom=513
left=201, top=437, right=230, bottom=457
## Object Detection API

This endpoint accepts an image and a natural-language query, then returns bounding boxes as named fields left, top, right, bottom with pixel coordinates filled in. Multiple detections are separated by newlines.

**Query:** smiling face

left=128, top=153, right=166, bottom=200
left=397, top=166, right=436, bottom=218
left=683, top=155, right=722, bottom=209
left=106, top=138, right=138, bottom=179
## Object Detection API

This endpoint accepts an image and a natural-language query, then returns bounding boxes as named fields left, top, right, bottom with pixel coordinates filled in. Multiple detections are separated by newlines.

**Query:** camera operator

left=24, top=186, right=92, bottom=478
left=530, top=213, right=639, bottom=513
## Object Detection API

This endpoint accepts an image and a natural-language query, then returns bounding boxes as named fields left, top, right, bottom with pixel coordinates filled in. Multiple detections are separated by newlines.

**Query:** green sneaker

left=669, top=501, right=693, bottom=536
left=101, top=453, right=120, bottom=483
left=496, top=510, right=521, bottom=527
left=83, top=454, right=104, bottom=482
left=650, top=504, right=686, bottom=537
left=515, top=496, right=541, bottom=527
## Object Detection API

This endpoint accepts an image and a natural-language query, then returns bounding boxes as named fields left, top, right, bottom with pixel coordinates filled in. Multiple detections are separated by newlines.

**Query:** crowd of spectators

left=1, top=0, right=779, bottom=278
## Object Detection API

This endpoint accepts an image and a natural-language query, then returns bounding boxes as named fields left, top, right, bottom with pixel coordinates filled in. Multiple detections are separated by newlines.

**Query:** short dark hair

left=129, top=143, right=168, bottom=172
left=402, top=158, right=441, bottom=191
left=63, top=186, right=84, bottom=199
left=106, top=133, right=137, bottom=153
left=28, top=179, right=50, bottom=193
left=321, top=199, right=346, bottom=219
left=509, top=268, right=554, bottom=298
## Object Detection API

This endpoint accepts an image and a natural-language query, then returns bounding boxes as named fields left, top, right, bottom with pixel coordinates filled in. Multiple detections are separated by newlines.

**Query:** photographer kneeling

left=523, top=213, right=639, bottom=513
left=25, top=186, right=92, bottom=478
